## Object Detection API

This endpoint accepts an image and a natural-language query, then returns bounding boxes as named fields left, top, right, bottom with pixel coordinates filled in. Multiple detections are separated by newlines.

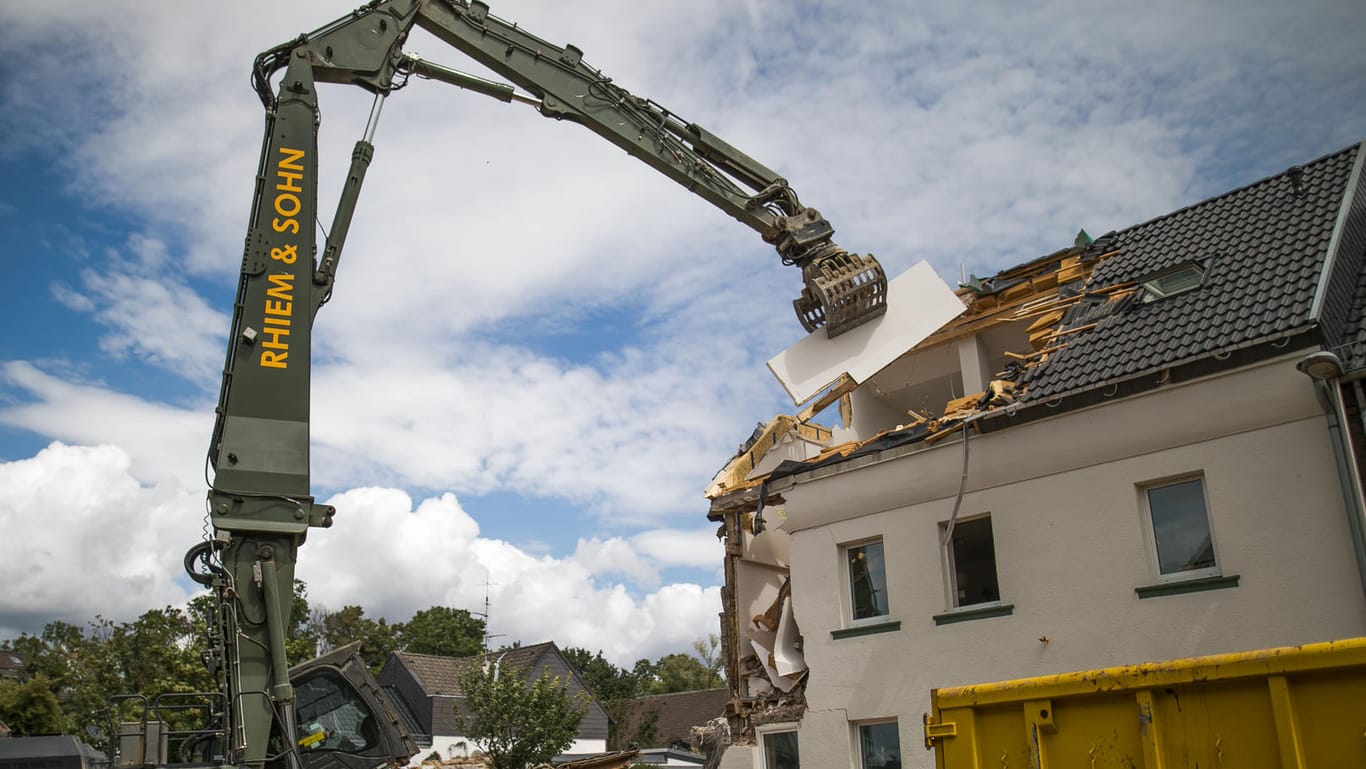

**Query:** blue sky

left=2, top=0, right=1364, bottom=664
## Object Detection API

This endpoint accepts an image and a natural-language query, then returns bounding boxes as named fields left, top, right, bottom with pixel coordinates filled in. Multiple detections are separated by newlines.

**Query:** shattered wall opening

left=710, top=494, right=809, bottom=745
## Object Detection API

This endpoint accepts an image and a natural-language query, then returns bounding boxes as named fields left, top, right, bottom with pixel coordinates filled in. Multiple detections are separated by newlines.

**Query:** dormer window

left=1140, top=261, right=1208, bottom=303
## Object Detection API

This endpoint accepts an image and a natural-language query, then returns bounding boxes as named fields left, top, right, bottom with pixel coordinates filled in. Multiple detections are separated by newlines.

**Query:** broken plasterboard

left=767, top=260, right=966, bottom=405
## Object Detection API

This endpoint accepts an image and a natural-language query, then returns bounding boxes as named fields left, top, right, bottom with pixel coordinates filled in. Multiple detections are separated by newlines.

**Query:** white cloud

left=0, top=362, right=207, bottom=489
left=0, top=314, right=773, bottom=525
left=306, top=337, right=774, bottom=520
left=572, top=537, right=660, bottom=588
left=570, top=526, right=725, bottom=588
left=630, top=527, right=725, bottom=570
left=5, top=0, right=1365, bottom=296
left=297, top=487, right=721, bottom=665
left=49, top=235, right=228, bottom=384
left=0, top=443, right=202, bottom=638
left=0, top=446, right=719, bottom=665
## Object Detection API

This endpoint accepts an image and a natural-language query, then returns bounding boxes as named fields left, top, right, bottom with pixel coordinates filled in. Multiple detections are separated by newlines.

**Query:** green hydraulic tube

left=258, top=550, right=298, bottom=769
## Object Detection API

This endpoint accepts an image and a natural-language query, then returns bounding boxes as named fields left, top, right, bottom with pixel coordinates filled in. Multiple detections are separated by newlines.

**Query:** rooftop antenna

left=475, top=579, right=505, bottom=655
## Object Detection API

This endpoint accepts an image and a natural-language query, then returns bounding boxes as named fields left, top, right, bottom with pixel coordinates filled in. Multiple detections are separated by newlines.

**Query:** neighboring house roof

left=380, top=642, right=610, bottom=742
left=392, top=643, right=556, bottom=696
left=613, top=688, right=727, bottom=750
left=0, top=650, right=24, bottom=679
left=382, top=683, right=428, bottom=744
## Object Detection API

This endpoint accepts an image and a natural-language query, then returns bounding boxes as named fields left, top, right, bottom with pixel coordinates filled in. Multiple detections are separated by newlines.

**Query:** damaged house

left=706, top=143, right=1366, bottom=768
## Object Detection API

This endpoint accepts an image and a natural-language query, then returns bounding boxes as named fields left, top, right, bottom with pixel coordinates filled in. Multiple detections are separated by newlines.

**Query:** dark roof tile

left=1022, top=144, right=1360, bottom=401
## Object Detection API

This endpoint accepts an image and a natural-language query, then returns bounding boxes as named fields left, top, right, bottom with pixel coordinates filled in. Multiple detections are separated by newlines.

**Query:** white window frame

left=756, top=723, right=800, bottom=769
left=840, top=537, right=891, bottom=626
left=1139, top=473, right=1221, bottom=583
left=851, top=718, right=902, bottom=769
left=939, top=512, right=1002, bottom=610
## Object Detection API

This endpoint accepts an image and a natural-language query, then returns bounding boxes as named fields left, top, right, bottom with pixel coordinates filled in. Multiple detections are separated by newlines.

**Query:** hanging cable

left=940, top=421, right=973, bottom=548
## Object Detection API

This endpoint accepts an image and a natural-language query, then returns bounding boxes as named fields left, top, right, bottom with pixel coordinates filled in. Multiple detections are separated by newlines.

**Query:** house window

left=1140, top=262, right=1207, bottom=303
left=942, top=515, right=1000, bottom=607
left=856, top=720, right=902, bottom=769
left=761, top=729, right=799, bottom=769
left=845, top=540, right=889, bottom=621
left=1142, top=476, right=1218, bottom=578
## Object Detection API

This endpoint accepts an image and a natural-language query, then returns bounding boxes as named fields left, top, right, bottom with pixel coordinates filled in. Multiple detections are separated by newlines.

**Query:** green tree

left=91, top=607, right=217, bottom=741
left=561, top=648, right=642, bottom=701
left=5, top=621, right=88, bottom=693
left=111, top=607, right=208, bottom=697
left=649, top=654, right=707, bottom=693
left=0, top=582, right=322, bottom=741
left=396, top=607, right=484, bottom=658
left=562, top=648, right=649, bottom=750
left=455, top=662, right=585, bottom=769
left=0, top=674, right=65, bottom=735
left=629, top=636, right=723, bottom=695
left=317, top=606, right=400, bottom=672
left=63, top=619, right=125, bottom=736
left=4, top=619, right=120, bottom=736
left=692, top=634, right=724, bottom=688
left=631, top=657, right=658, bottom=684
left=286, top=580, right=319, bottom=665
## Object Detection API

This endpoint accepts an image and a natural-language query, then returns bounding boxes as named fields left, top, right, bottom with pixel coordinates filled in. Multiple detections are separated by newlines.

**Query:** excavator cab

left=275, top=644, right=416, bottom=769
left=107, top=644, right=413, bottom=769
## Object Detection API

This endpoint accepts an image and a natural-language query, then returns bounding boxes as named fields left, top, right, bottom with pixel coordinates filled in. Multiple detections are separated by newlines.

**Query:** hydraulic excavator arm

left=188, top=3, right=890, bottom=769
left=251, top=0, right=888, bottom=335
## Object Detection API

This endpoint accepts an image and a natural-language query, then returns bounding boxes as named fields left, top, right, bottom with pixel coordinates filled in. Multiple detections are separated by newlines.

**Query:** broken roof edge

left=708, top=249, right=1105, bottom=507
left=706, top=332, right=1322, bottom=511
left=705, top=414, right=833, bottom=499
left=707, top=147, right=1360, bottom=514
left=707, top=305, right=1318, bottom=511
left=960, top=234, right=1117, bottom=297
left=706, top=481, right=778, bottom=521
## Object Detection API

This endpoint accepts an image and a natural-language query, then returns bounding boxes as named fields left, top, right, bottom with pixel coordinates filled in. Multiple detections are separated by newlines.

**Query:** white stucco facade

left=761, top=355, right=1366, bottom=769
